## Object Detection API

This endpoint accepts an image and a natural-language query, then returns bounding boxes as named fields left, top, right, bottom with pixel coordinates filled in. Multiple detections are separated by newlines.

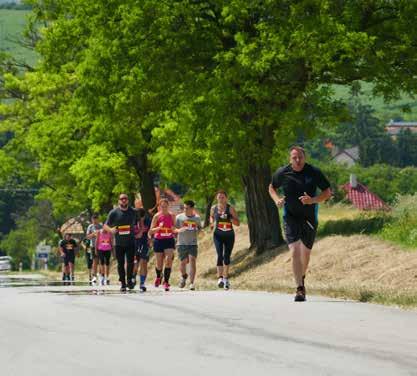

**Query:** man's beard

left=120, top=203, right=128, bottom=209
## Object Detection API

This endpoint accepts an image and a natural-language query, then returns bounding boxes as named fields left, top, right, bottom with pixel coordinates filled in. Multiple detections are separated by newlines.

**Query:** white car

left=0, top=256, right=12, bottom=272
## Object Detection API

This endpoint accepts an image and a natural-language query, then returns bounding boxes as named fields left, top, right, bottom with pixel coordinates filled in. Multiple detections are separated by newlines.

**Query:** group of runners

left=59, top=146, right=331, bottom=301
left=59, top=191, right=240, bottom=293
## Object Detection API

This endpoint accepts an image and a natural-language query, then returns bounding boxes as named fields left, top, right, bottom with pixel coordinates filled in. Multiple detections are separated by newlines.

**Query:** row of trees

left=2, top=1, right=417, bottom=254
left=307, top=102, right=417, bottom=167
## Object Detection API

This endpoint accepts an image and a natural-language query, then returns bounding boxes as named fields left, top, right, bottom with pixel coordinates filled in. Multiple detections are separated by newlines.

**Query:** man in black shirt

left=59, top=233, right=78, bottom=283
left=104, top=193, right=138, bottom=292
left=269, top=146, right=331, bottom=302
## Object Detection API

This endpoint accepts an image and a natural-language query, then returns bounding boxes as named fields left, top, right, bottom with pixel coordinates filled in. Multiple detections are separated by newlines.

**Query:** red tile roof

left=342, top=183, right=390, bottom=211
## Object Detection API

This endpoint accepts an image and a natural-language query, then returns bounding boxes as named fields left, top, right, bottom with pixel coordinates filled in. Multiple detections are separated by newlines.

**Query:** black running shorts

left=283, top=215, right=317, bottom=250
left=153, top=238, right=175, bottom=253
left=63, top=250, right=75, bottom=266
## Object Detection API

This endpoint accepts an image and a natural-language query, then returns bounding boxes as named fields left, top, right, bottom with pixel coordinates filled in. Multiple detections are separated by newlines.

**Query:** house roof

left=60, top=218, right=84, bottom=235
left=386, top=120, right=417, bottom=127
left=342, top=183, right=390, bottom=211
left=332, top=146, right=359, bottom=162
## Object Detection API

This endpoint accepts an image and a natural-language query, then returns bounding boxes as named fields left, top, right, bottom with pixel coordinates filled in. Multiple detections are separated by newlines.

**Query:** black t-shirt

left=271, top=163, right=330, bottom=220
left=105, top=207, right=138, bottom=246
left=59, top=239, right=77, bottom=252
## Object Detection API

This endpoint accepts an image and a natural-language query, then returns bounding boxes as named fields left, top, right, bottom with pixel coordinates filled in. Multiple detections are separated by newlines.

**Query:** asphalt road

left=1, top=274, right=416, bottom=376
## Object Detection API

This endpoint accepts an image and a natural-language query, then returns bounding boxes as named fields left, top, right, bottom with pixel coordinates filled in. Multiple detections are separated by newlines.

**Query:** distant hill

left=0, top=8, right=37, bottom=66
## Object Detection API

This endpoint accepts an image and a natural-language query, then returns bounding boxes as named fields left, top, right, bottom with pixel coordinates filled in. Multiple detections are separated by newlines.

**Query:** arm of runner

left=86, top=230, right=97, bottom=240
left=103, top=223, right=117, bottom=234
left=103, top=210, right=118, bottom=234
left=268, top=184, right=285, bottom=207
left=148, top=213, right=162, bottom=235
left=209, top=206, right=215, bottom=230
left=299, top=188, right=332, bottom=205
left=230, top=206, right=240, bottom=226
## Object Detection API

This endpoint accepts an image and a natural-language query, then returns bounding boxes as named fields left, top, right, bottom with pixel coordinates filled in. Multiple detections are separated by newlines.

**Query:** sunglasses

left=119, top=197, right=128, bottom=201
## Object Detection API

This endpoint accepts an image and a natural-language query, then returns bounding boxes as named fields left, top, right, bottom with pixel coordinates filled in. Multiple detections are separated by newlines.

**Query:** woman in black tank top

left=210, top=190, right=240, bottom=290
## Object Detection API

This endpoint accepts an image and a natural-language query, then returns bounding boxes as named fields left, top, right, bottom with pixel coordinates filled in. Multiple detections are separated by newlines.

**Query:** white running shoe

left=217, top=277, right=224, bottom=288
left=102, top=277, right=107, bottom=286
left=189, top=283, right=195, bottom=291
left=91, top=276, right=97, bottom=285
left=179, top=277, right=186, bottom=288
left=224, top=279, right=230, bottom=290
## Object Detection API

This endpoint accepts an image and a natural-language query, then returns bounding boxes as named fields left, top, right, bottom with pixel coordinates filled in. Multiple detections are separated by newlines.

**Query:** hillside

left=0, top=9, right=37, bottom=65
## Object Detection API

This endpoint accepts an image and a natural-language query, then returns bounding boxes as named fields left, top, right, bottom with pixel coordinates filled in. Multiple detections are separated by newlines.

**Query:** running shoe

left=154, top=277, right=162, bottom=287
left=127, top=281, right=135, bottom=291
left=163, top=282, right=170, bottom=291
left=99, top=275, right=105, bottom=286
left=120, top=284, right=127, bottom=293
left=91, top=276, right=97, bottom=285
left=140, top=284, right=147, bottom=292
left=217, top=277, right=224, bottom=288
left=294, top=286, right=306, bottom=302
left=189, top=283, right=195, bottom=291
left=106, top=279, right=110, bottom=285
left=102, top=277, right=107, bottom=286
left=179, top=277, right=186, bottom=288
left=224, top=279, right=230, bottom=290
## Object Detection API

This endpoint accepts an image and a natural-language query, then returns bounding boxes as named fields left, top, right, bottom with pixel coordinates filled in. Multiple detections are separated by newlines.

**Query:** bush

left=318, top=212, right=387, bottom=237
left=379, top=194, right=417, bottom=249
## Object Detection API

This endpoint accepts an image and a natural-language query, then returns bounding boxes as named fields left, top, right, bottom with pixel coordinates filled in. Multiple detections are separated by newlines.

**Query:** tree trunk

left=130, top=153, right=157, bottom=211
left=203, top=195, right=214, bottom=228
left=242, top=164, right=284, bottom=253
left=139, top=168, right=156, bottom=211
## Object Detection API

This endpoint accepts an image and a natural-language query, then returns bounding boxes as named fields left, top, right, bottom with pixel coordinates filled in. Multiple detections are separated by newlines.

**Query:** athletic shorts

left=98, top=250, right=111, bottom=266
left=177, top=245, right=198, bottom=261
left=63, top=250, right=75, bottom=266
left=283, top=215, right=317, bottom=250
left=153, top=238, right=175, bottom=253
left=135, top=238, right=150, bottom=261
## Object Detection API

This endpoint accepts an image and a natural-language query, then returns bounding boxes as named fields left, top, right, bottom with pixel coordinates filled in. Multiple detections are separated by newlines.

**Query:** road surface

left=0, top=274, right=416, bottom=376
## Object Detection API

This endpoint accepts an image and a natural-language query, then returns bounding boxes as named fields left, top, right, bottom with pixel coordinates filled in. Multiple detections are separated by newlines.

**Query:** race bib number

left=217, top=221, right=232, bottom=231
left=159, top=227, right=173, bottom=237
left=184, top=220, right=197, bottom=231
left=118, top=225, right=131, bottom=235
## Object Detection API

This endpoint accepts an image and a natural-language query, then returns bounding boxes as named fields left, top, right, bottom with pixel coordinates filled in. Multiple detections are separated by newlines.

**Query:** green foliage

left=0, top=200, right=57, bottom=269
left=380, top=194, right=417, bottom=249
left=317, top=161, right=417, bottom=205
left=3, top=1, right=417, bottom=251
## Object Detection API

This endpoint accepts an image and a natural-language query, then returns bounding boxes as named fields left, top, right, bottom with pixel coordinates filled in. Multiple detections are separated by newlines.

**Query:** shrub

left=379, top=194, right=417, bottom=249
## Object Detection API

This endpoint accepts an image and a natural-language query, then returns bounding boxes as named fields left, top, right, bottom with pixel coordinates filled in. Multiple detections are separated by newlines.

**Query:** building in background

left=385, top=120, right=417, bottom=137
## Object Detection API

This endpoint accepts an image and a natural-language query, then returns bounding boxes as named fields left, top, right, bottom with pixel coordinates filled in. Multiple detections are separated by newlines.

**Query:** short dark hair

left=137, top=208, right=146, bottom=217
left=289, top=146, right=306, bottom=156
left=184, top=200, right=195, bottom=208
left=91, top=213, right=99, bottom=219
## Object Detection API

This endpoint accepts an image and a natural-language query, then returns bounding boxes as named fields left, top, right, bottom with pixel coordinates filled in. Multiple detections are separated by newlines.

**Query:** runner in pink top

left=96, top=229, right=113, bottom=285
left=154, top=213, right=175, bottom=240
left=149, top=199, right=176, bottom=291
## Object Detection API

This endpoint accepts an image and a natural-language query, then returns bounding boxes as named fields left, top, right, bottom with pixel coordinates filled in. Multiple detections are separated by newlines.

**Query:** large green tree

left=3, top=0, right=417, bottom=253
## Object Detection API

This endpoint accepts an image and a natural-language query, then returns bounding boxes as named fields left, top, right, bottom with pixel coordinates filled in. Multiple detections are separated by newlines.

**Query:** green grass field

left=0, top=9, right=37, bottom=66
left=333, top=82, right=417, bottom=122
